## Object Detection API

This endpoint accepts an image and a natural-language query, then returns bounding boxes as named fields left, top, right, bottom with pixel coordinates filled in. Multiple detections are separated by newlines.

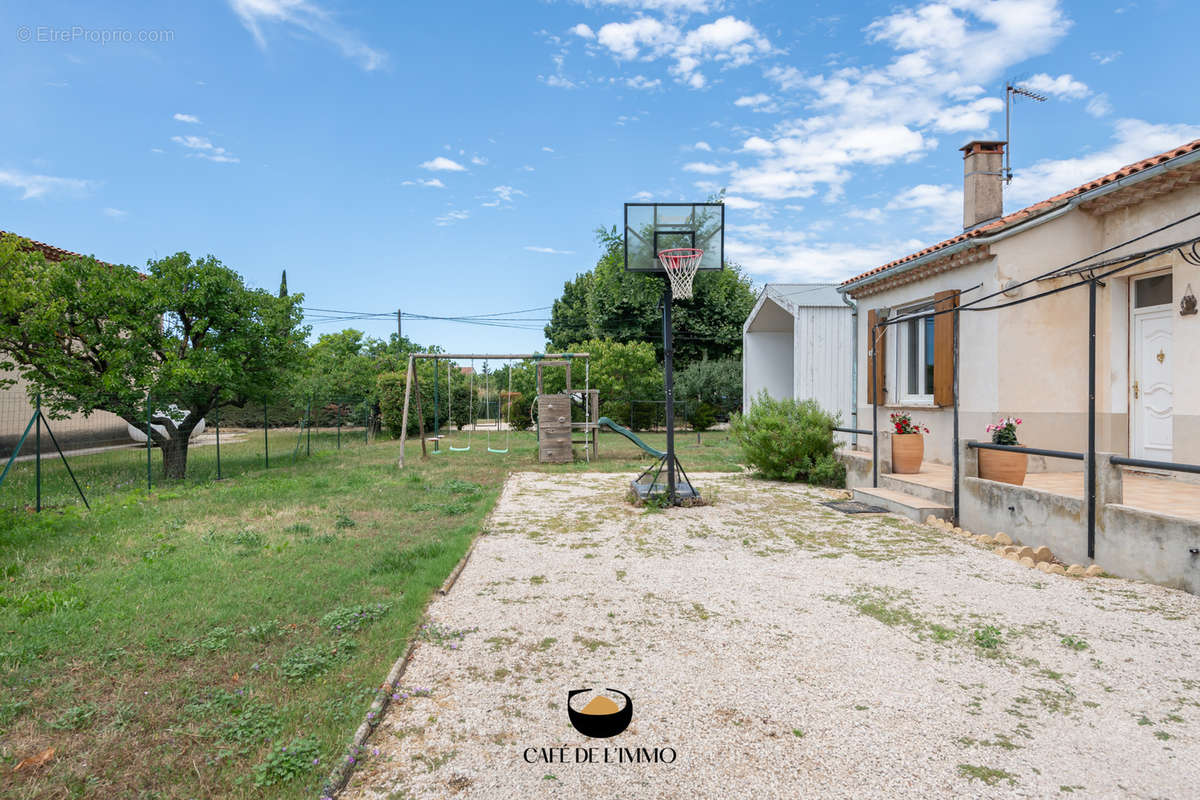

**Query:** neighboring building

left=0, top=232, right=129, bottom=458
left=835, top=138, right=1200, bottom=593
left=742, top=283, right=854, bottom=430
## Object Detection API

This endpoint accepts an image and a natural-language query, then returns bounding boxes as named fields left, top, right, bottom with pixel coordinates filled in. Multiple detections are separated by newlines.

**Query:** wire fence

left=0, top=392, right=378, bottom=512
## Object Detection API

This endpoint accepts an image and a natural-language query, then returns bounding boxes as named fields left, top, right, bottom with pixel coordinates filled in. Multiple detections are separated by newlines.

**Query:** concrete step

left=879, top=473, right=954, bottom=507
left=852, top=487, right=952, bottom=524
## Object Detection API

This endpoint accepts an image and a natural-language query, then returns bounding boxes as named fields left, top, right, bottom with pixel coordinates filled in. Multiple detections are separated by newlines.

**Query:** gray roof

left=762, top=283, right=846, bottom=308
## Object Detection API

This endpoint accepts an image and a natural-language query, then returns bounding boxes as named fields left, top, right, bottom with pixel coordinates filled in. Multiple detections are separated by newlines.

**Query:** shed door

left=1131, top=274, right=1173, bottom=461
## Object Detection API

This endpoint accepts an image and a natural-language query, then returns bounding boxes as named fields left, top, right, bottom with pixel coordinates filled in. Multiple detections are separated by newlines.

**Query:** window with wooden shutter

left=932, top=289, right=958, bottom=406
left=867, top=308, right=887, bottom=405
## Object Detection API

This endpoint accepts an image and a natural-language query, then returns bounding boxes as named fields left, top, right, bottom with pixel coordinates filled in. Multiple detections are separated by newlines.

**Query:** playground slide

left=597, top=417, right=665, bottom=458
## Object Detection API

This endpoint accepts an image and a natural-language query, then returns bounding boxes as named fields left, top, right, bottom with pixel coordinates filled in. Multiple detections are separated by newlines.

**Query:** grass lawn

left=0, top=429, right=739, bottom=799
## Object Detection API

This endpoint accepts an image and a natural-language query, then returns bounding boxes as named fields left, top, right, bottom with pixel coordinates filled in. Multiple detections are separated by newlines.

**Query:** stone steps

left=852, top=486, right=952, bottom=524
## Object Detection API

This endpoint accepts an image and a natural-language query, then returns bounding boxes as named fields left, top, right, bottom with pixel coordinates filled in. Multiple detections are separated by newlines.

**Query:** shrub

left=687, top=401, right=718, bottom=432
left=729, top=393, right=842, bottom=484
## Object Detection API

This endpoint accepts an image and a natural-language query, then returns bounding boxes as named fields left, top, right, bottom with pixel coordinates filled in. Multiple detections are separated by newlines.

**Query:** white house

left=742, top=283, right=855, bottom=431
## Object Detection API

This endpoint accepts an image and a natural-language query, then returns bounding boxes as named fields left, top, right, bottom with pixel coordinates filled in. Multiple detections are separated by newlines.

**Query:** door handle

left=1132, top=380, right=1139, bottom=399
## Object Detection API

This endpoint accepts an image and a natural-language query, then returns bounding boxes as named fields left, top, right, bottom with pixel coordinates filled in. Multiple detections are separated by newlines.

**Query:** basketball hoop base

left=631, top=454, right=700, bottom=504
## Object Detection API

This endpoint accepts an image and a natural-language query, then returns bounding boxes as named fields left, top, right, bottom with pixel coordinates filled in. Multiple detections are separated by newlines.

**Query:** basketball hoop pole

left=662, top=280, right=677, bottom=503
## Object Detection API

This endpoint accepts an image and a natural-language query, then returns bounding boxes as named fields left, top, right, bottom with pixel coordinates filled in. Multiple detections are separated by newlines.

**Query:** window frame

left=891, top=301, right=937, bottom=406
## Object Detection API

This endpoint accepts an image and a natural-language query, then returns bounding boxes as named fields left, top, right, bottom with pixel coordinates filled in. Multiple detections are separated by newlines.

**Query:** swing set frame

left=396, top=352, right=590, bottom=468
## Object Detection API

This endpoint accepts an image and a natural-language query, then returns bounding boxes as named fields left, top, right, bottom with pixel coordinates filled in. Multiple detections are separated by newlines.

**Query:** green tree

left=0, top=237, right=306, bottom=478
left=674, top=357, right=743, bottom=418
left=544, top=272, right=593, bottom=351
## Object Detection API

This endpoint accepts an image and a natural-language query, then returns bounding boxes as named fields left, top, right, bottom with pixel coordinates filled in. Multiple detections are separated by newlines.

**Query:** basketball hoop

left=658, top=248, right=703, bottom=299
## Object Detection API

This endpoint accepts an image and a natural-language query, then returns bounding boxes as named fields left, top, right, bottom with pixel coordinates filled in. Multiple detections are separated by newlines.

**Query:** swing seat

left=448, top=444, right=471, bottom=452
left=487, top=446, right=509, bottom=454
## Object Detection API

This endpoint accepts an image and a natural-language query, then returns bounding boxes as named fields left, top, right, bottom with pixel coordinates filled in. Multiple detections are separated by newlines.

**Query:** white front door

left=1131, top=306, right=1173, bottom=461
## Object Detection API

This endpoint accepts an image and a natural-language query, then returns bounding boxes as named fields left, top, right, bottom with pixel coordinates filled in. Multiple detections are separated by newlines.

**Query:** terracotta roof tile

left=841, top=137, right=1200, bottom=287
left=1, top=230, right=110, bottom=265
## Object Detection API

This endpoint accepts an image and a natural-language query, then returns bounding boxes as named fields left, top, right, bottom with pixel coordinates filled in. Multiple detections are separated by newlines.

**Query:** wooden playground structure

left=394, top=353, right=598, bottom=468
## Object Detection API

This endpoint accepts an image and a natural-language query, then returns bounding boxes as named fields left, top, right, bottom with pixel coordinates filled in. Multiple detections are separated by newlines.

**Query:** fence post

left=364, top=403, right=369, bottom=444
left=215, top=406, right=222, bottom=480
left=306, top=394, right=312, bottom=457
left=35, top=393, right=42, bottom=512
left=336, top=401, right=341, bottom=449
left=146, top=392, right=152, bottom=493
left=264, top=402, right=270, bottom=469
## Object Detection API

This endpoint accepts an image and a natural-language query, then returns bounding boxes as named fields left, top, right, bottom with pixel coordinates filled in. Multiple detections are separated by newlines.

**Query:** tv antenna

left=1004, top=82, right=1047, bottom=184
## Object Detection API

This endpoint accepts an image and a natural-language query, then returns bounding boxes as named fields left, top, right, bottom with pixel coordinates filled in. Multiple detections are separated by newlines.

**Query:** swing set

left=395, top=352, right=591, bottom=468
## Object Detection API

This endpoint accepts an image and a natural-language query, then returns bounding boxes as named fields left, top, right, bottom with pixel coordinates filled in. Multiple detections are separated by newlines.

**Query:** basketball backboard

left=624, top=203, right=724, bottom=273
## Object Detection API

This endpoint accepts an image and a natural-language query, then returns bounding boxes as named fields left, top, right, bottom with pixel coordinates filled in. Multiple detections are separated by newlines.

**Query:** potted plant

left=889, top=412, right=929, bottom=474
left=979, top=417, right=1026, bottom=485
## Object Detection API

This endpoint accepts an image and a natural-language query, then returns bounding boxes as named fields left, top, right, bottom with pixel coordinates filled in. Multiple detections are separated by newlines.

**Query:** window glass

left=1134, top=274, right=1172, bottom=308
left=924, top=315, right=936, bottom=394
left=906, top=319, right=920, bottom=394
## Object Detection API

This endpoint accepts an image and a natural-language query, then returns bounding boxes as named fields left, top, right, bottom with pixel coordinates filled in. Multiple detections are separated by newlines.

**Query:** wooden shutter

left=933, top=290, right=958, bottom=406
left=867, top=308, right=887, bottom=405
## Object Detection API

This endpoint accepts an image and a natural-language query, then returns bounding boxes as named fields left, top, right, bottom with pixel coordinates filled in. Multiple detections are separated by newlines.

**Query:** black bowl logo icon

left=567, top=688, right=632, bottom=738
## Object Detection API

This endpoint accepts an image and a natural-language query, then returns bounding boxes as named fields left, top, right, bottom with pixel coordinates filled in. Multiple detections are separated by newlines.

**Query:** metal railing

left=968, top=442, right=1084, bottom=461
left=1109, top=455, right=1200, bottom=476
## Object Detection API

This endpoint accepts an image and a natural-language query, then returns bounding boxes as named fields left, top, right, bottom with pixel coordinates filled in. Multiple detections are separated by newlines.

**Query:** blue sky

left=2, top=0, right=1196, bottom=354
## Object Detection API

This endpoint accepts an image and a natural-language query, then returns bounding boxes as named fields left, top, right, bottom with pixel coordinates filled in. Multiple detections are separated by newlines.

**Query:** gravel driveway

left=343, top=471, right=1200, bottom=799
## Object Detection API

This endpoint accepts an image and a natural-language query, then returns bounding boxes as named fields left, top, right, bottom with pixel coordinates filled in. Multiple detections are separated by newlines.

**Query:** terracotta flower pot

left=891, top=433, right=924, bottom=474
left=978, top=447, right=1027, bottom=485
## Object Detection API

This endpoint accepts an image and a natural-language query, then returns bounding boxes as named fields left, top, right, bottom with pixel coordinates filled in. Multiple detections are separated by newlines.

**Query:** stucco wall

left=0, top=367, right=130, bottom=457
left=849, top=181, right=1200, bottom=470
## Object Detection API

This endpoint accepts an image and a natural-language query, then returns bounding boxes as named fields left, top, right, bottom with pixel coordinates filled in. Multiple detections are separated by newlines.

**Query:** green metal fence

left=0, top=393, right=377, bottom=512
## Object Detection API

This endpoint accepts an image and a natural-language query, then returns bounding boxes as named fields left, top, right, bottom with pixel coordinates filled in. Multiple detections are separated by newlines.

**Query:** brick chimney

left=960, top=140, right=1005, bottom=230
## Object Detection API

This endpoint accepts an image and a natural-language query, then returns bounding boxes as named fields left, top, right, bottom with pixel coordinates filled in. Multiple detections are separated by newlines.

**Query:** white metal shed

left=742, top=283, right=854, bottom=431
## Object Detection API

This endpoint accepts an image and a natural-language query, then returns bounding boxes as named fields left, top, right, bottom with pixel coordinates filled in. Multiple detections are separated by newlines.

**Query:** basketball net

left=658, top=248, right=704, bottom=300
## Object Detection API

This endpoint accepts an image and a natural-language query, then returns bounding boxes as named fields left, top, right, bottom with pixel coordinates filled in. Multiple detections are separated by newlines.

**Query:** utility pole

left=397, top=309, right=402, bottom=340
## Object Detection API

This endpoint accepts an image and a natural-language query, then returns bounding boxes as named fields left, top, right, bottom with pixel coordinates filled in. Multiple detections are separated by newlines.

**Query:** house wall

left=850, top=180, right=1200, bottom=471
left=794, top=306, right=853, bottom=427
left=0, top=367, right=130, bottom=458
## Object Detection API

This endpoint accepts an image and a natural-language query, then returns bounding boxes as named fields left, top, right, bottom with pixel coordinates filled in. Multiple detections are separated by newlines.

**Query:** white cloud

left=683, top=161, right=736, bottom=174
left=569, top=23, right=595, bottom=39
left=596, top=17, right=679, bottom=61
left=632, top=190, right=655, bottom=200
left=1085, top=93, right=1112, bottom=118
left=733, top=92, right=778, bottom=112
left=594, top=13, right=768, bottom=89
left=470, top=155, right=488, bottom=165
left=692, top=141, right=712, bottom=151
left=420, top=156, right=466, bottom=172
left=1021, top=72, right=1089, bottom=100
left=1091, top=50, right=1121, bottom=65
left=626, top=74, right=662, bottom=90
left=401, top=178, right=445, bottom=188
left=522, top=165, right=536, bottom=172
left=228, top=0, right=386, bottom=71
left=887, top=182, right=963, bottom=232
left=482, top=185, right=526, bottom=207
left=728, top=228, right=923, bottom=282
left=722, top=195, right=761, bottom=210
left=103, top=207, right=128, bottom=218
left=525, top=245, right=575, bottom=254
left=434, top=209, right=470, bottom=226
left=542, top=146, right=555, bottom=152
left=571, top=0, right=718, bottom=12
left=0, top=170, right=92, bottom=200
left=1007, top=118, right=1200, bottom=209
left=170, top=135, right=239, bottom=163
left=173, top=113, right=201, bottom=124
left=541, top=73, right=578, bottom=89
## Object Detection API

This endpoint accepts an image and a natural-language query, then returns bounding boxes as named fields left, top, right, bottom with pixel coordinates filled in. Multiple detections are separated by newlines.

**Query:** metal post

left=337, top=401, right=341, bottom=449
left=35, top=393, right=41, bottom=512
left=433, top=357, right=439, bottom=437
left=1087, top=279, right=1097, bottom=559
left=952, top=301, right=961, bottom=524
left=215, top=406, right=222, bottom=480
left=663, top=285, right=676, bottom=502
left=264, top=402, right=269, bottom=469
left=364, top=404, right=369, bottom=444
left=871, top=323, right=878, bottom=489
left=306, top=394, right=312, bottom=457
left=147, top=393, right=153, bottom=492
